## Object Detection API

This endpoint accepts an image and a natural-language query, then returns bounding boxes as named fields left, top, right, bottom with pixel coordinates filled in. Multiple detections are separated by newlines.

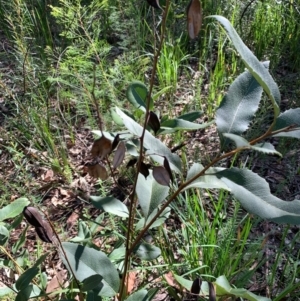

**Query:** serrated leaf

left=136, top=172, right=169, bottom=219
left=215, top=168, right=300, bottom=224
left=0, top=198, right=30, bottom=222
left=185, top=163, right=229, bottom=191
left=90, top=196, right=129, bottom=218
left=223, top=133, right=282, bottom=156
left=273, top=108, right=300, bottom=138
left=134, top=242, right=161, bottom=260
left=215, top=276, right=271, bottom=301
left=153, top=166, right=170, bottom=186
left=115, top=107, right=181, bottom=172
left=113, top=142, right=126, bottom=169
left=216, top=65, right=266, bottom=145
left=210, top=16, right=280, bottom=116
left=126, top=81, right=153, bottom=112
left=251, top=142, right=281, bottom=157
left=187, top=0, right=202, bottom=39
left=61, top=242, right=120, bottom=297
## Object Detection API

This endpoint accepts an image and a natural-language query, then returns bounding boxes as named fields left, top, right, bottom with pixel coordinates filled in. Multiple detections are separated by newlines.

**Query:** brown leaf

left=191, top=278, right=202, bottom=295
left=35, top=220, right=53, bottom=243
left=140, top=162, right=150, bottom=178
left=23, top=207, right=45, bottom=228
left=112, top=134, right=120, bottom=151
left=127, top=271, right=137, bottom=294
left=91, top=135, right=112, bottom=159
left=46, top=270, right=67, bottom=293
left=147, top=111, right=160, bottom=135
left=153, top=166, right=170, bottom=186
left=87, top=163, right=108, bottom=180
left=208, top=282, right=216, bottom=301
left=187, top=0, right=202, bottom=39
left=113, top=142, right=126, bottom=169
left=42, top=169, right=54, bottom=182
left=164, top=272, right=180, bottom=290
left=163, top=157, right=173, bottom=183
left=66, top=211, right=80, bottom=230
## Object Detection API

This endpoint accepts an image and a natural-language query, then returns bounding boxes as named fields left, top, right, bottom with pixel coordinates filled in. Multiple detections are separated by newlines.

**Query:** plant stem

left=119, top=2, right=171, bottom=299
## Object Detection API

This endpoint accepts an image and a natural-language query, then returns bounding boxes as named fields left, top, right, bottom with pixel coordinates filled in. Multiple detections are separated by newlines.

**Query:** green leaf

left=70, top=220, right=91, bottom=242
left=216, top=64, right=266, bottom=146
left=0, top=198, right=30, bottom=222
left=136, top=172, right=169, bottom=219
left=90, top=196, right=129, bottom=218
left=15, top=284, right=41, bottom=301
left=0, top=224, right=9, bottom=246
left=115, top=107, right=182, bottom=172
left=222, top=133, right=282, bottom=156
left=125, top=288, right=158, bottom=301
left=273, top=108, right=300, bottom=138
left=211, top=16, right=280, bottom=116
left=215, top=275, right=271, bottom=301
left=159, top=118, right=213, bottom=134
left=174, top=274, right=193, bottom=290
left=15, top=253, right=49, bottom=291
left=12, top=226, right=27, bottom=253
left=216, top=168, right=300, bottom=224
left=16, top=267, right=39, bottom=291
left=86, top=290, right=103, bottom=301
left=136, top=207, right=171, bottom=230
left=134, top=242, right=161, bottom=260
left=82, top=275, right=103, bottom=291
left=178, top=111, right=202, bottom=121
left=126, top=81, right=153, bottom=112
left=61, top=242, right=119, bottom=297
left=185, top=163, right=229, bottom=190
left=0, top=286, right=14, bottom=297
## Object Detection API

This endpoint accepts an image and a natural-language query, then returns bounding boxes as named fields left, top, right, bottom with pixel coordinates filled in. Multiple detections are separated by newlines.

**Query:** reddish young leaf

left=146, top=0, right=161, bottom=9
left=187, top=0, right=202, bottom=39
left=153, top=166, right=170, bottom=186
left=91, top=135, right=112, bottom=159
left=112, top=134, right=120, bottom=151
left=163, top=157, right=174, bottom=183
left=191, top=278, right=202, bottom=295
left=86, top=163, right=108, bottom=180
left=147, top=111, right=160, bottom=135
left=113, top=142, right=126, bottom=169
left=208, top=282, right=216, bottom=301
left=23, top=206, right=44, bottom=228
left=127, top=157, right=138, bottom=168
left=140, top=162, right=150, bottom=178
